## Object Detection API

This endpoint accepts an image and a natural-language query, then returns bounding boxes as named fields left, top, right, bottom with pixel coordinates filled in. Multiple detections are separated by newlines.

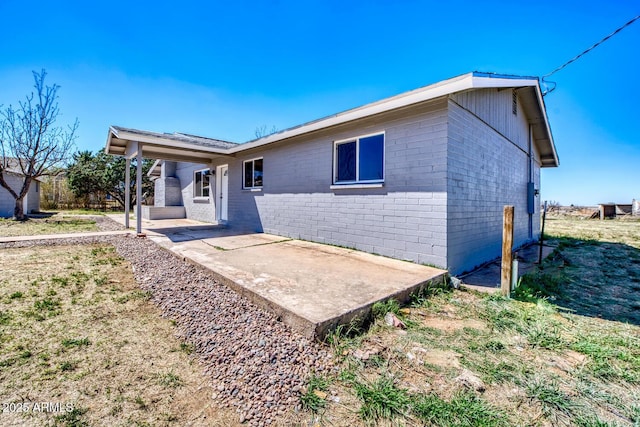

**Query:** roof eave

left=228, top=73, right=547, bottom=154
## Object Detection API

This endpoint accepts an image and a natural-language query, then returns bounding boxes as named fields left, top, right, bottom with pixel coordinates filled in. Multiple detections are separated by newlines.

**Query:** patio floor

left=108, top=215, right=447, bottom=339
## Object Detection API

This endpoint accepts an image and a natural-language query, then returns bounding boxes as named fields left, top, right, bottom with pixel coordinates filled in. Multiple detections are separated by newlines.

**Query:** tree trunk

left=14, top=197, right=25, bottom=221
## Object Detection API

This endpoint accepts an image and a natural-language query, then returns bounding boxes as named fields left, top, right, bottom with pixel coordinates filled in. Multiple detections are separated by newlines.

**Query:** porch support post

left=124, top=158, right=131, bottom=229
left=136, top=147, right=143, bottom=235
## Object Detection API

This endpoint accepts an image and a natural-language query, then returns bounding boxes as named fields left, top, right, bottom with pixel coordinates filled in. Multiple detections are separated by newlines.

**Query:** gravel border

left=92, top=215, right=128, bottom=232
left=1, top=234, right=332, bottom=426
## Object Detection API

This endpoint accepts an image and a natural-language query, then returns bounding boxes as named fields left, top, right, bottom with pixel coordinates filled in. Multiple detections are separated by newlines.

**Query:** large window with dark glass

left=193, top=169, right=210, bottom=197
left=333, top=133, right=384, bottom=184
left=243, top=158, right=263, bottom=189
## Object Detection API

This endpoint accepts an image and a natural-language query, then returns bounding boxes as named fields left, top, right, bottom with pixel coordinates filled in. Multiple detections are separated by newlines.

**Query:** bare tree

left=254, top=124, right=278, bottom=139
left=0, top=70, right=78, bottom=220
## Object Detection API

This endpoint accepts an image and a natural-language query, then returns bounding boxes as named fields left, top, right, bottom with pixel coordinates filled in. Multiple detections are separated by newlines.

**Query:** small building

left=633, top=199, right=640, bottom=217
left=104, top=72, right=559, bottom=275
left=0, top=158, right=40, bottom=218
left=599, top=203, right=633, bottom=219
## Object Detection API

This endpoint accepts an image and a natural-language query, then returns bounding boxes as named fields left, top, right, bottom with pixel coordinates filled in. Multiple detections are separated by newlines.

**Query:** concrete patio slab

left=107, top=215, right=447, bottom=339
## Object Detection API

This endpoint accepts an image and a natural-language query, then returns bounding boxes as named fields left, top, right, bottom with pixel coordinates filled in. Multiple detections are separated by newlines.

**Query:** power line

left=542, top=14, right=640, bottom=94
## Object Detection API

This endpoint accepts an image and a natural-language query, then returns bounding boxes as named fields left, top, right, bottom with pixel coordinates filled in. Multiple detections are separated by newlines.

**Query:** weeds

left=62, top=337, right=91, bottom=348
left=300, top=374, right=330, bottom=413
left=52, top=406, right=89, bottom=427
left=353, top=376, right=410, bottom=423
left=157, top=372, right=183, bottom=388
left=526, top=378, right=577, bottom=423
left=9, top=291, right=23, bottom=299
left=412, top=391, right=508, bottom=427
left=372, top=299, right=400, bottom=318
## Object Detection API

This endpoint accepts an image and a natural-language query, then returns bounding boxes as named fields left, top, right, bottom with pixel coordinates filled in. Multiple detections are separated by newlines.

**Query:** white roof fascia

left=227, top=73, right=541, bottom=154
left=227, top=73, right=473, bottom=153
left=108, top=127, right=230, bottom=155
left=470, top=76, right=537, bottom=89
left=532, top=84, right=559, bottom=165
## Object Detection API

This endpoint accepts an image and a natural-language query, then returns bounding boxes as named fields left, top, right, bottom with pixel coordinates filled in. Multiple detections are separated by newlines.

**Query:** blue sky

left=0, top=0, right=638, bottom=205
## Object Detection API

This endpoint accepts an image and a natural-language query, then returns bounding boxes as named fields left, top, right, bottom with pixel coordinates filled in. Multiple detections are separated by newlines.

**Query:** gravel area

left=1, top=235, right=333, bottom=426
left=92, top=215, right=127, bottom=232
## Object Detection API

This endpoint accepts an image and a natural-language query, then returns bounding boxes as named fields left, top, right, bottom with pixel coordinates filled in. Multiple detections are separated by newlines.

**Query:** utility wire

left=542, top=14, right=640, bottom=94
left=541, top=15, right=640, bottom=96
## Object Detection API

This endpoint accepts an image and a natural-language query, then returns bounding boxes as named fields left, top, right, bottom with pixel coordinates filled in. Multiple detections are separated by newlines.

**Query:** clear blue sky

left=0, top=0, right=638, bottom=206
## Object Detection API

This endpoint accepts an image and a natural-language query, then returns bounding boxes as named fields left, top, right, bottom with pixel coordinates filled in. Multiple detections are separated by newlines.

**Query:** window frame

left=332, top=131, right=385, bottom=185
left=243, top=157, right=263, bottom=190
left=193, top=168, right=210, bottom=198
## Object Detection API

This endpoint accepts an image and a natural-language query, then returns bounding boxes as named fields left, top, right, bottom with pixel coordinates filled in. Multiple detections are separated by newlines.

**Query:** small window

left=333, top=133, right=384, bottom=184
left=243, top=158, right=263, bottom=189
left=194, top=169, right=210, bottom=197
left=512, top=89, right=518, bottom=116
left=35, top=182, right=39, bottom=193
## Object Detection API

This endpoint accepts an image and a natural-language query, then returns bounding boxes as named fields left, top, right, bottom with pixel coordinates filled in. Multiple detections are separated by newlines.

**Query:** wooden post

left=501, top=205, right=514, bottom=297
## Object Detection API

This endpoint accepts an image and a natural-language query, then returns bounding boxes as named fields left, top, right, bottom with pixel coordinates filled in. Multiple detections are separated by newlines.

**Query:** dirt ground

left=0, top=244, right=239, bottom=426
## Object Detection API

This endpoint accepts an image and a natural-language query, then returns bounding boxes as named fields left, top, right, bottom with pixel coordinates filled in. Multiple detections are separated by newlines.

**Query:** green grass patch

left=412, top=391, right=509, bottom=427
left=52, top=405, right=89, bottom=427
left=526, top=377, right=577, bottom=424
left=157, top=372, right=183, bottom=388
left=300, top=374, right=330, bottom=413
left=371, top=299, right=400, bottom=318
left=353, top=376, right=410, bottom=423
left=62, top=337, right=91, bottom=348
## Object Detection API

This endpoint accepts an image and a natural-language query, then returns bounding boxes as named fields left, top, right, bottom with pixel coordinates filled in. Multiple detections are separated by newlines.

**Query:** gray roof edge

left=110, top=126, right=237, bottom=149
left=106, top=71, right=558, bottom=167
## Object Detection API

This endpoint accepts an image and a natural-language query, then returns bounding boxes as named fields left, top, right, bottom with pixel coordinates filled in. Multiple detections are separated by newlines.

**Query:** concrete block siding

left=175, top=162, right=215, bottom=223
left=211, top=99, right=450, bottom=270
left=194, top=90, right=543, bottom=275
left=447, top=90, right=541, bottom=273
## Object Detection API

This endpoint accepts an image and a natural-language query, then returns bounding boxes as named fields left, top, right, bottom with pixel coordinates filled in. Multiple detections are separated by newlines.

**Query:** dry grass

left=0, top=244, right=239, bottom=426
left=0, top=214, right=99, bottom=237
left=545, top=216, right=640, bottom=249
left=540, top=216, right=640, bottom=324
left=299, top=218, right=640, bottom=426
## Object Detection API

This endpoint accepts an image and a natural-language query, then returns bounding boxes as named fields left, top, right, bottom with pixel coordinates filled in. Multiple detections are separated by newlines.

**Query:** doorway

left=216, top=164, right=229, bottom=222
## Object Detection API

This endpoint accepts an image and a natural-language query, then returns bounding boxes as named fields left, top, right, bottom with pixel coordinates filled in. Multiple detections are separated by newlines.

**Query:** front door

left=216, top=165, right=229, bottom=222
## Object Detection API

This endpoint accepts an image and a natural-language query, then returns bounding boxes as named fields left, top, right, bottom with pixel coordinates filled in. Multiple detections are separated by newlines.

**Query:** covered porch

left=104, top=126, right=235, bottom=234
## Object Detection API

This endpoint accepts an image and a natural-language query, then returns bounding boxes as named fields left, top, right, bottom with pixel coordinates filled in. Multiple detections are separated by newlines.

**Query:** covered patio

left=104, top=126, right=235, bottom=234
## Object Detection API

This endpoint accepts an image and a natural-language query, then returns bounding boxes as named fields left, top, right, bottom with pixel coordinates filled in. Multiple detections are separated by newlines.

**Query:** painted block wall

left=211, top=99, right=450, bottom=269
left=446, top=95, right=541, bottom=274
left=155, top=161, right=183, bottom=207
left=27, top=181, right=39, bottom=213
left=0, top=174, right=39, bottom=217
left=174, top=162, right=215, bottom=223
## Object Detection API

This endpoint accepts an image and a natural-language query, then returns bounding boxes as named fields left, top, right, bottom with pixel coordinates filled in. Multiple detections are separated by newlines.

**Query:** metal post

left=136, top=148, right=143, bottom=235
left=538, top=201, right=548, bottom=264
left=125, top=158, right=130, bottom=229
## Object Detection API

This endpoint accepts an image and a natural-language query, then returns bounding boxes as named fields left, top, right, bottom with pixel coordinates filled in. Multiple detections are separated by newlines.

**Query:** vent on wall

left=512, top=89, right=518, bottom=116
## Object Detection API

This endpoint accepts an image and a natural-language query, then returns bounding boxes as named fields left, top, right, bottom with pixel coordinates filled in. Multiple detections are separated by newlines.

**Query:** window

left=193, top=169, right=210, bottom=197
left=243, top=158, right=263, bottom=189
left=334, top=133, right=384, bottom=184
